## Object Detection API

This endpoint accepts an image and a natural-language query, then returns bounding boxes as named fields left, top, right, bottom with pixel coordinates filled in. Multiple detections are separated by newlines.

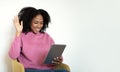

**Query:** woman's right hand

left=52, top=57, right=62, bottom=65
left=13, top=16, right=23, bottom=36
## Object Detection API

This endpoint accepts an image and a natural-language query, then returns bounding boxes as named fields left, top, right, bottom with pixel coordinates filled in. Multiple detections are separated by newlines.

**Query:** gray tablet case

left=43, top=44, right=66, bottom=64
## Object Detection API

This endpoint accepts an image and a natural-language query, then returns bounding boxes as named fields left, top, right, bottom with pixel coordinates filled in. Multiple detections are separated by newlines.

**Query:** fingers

left=52, top=61, right=60, bottom=65
left=13, top=15, right=23, bottom=33
left=52, top=57, right=62, bottom=65
left=14, top=16, right=23, bottom=26
left=13, top=16, right=19, bottom=25
left=13, top=16, right=19, bottom=28
left=20, top=21, right=23, bottom=27
left=13, top=16, right=16, bottom=26
left=54, top=57, right=62, bottom=61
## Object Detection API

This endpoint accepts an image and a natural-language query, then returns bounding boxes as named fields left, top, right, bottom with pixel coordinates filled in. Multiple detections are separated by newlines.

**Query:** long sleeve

left=8, top=32, right=58, bottom=69
left=9, top=36, right=22, bottom=59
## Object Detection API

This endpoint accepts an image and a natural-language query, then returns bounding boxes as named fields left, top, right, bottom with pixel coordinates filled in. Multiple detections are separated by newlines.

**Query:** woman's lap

left=25, top=69, right=68, bottom=72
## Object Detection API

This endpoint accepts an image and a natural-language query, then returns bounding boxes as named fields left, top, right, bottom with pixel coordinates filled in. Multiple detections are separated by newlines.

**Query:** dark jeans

left=25, top=69, right=68, bottom=72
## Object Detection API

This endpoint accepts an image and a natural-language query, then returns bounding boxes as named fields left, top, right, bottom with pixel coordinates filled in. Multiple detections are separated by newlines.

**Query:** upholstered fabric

left=12, top=60, right=70, bottom=72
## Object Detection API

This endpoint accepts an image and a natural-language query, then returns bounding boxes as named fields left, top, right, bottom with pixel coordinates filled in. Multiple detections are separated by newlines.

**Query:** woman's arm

left=9, top=36, right=22, bottom=59
left=9, top=16, right=23, bottom=59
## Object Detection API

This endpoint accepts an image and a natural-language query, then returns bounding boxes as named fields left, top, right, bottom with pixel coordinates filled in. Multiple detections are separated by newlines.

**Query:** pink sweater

left=9, top=32, right=55, bottom=70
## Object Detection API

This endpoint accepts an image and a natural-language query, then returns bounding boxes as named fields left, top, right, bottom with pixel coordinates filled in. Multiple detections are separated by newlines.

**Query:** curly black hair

left=18, top=7, right=51, bottom=33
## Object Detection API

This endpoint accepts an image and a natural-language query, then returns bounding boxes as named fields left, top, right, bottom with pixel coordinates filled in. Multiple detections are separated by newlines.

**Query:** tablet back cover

left=44, top=44, right=66, bottom=64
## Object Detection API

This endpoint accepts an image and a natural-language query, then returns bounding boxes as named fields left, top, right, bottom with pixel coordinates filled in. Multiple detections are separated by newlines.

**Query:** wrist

left=16, top=32, right=21, bottom=37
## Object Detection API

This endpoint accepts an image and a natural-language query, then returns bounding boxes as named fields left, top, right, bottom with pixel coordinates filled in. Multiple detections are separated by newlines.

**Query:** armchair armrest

left=12, top=60, right=25, bottom=72
left=11, top=60, right=70, bottom=72
left=54, top=63, right=70, bottom=72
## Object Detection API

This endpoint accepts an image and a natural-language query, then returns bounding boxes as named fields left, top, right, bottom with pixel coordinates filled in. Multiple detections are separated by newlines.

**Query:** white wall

left=0, top=0, right=120, bottom=72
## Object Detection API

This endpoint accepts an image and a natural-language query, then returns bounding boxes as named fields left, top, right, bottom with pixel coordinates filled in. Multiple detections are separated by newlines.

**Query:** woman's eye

left=33, top=21, right=43, bottom=24
left=40, top=22, right=43, bottom=24
left=34, top=22, right=39, bottom=24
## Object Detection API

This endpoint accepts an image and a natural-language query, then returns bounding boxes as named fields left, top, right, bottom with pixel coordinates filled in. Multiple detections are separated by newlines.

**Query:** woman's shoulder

left=20, top=32, right=26, bottom=36
left=44, top=32, right=55, bottom=43
left=42, top=32, right=51, bottom=37
left=43, top=32, right=50, bottom=35
left=43, top=32, right=53, bottom=39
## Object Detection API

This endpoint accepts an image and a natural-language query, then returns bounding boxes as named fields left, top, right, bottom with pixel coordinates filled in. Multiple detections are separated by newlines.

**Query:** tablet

left=43, top=44, right=66, bottom=64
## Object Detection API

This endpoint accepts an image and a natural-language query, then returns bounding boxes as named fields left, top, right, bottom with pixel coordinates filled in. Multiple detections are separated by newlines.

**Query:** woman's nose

left=37, top=24, right=42, bottom=27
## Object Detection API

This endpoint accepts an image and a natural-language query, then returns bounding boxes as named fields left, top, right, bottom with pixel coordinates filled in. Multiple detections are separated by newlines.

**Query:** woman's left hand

left=52, top=57, right=62, bottom=65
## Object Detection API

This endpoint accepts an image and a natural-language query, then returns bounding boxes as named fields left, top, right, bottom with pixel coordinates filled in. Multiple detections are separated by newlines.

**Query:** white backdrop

left=0, top=0, right=120, bottom=72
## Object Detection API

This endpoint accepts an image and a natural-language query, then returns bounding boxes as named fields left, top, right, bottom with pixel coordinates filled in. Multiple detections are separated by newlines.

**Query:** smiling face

left=31, top=14, right=44, bottom=33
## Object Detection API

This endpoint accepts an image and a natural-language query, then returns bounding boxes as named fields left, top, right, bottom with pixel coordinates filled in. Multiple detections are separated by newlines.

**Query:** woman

left=9, top=7, right=70, bottom=72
